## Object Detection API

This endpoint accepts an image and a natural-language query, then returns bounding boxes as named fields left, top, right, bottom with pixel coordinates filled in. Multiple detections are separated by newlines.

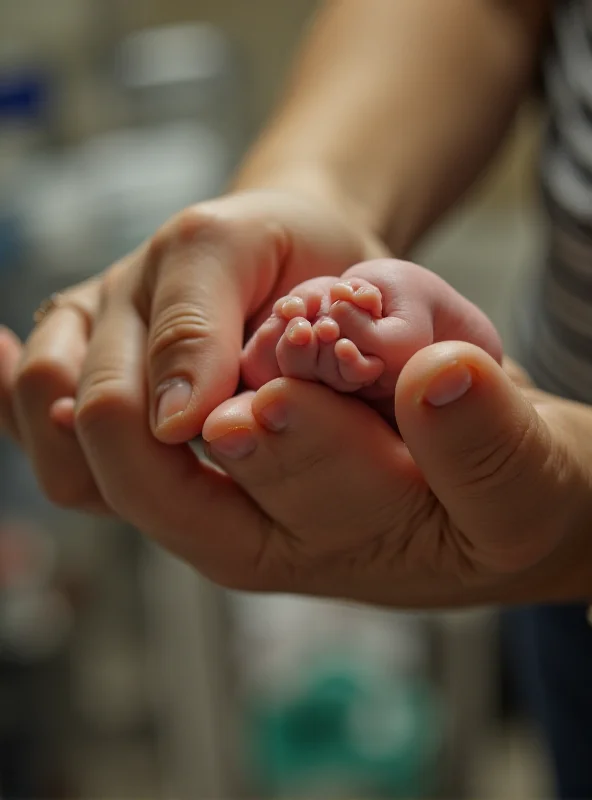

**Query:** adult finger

left=140, top=205, right=283, bottom=444
left=12, top=282, right=107, bottom=511
left=395, top=342, right=585, bottom=574
left=75, top=277, right=273, bottom=587
left=202, top=378, right=431, bottom=595
left=0, top=326, right=22, bottom=441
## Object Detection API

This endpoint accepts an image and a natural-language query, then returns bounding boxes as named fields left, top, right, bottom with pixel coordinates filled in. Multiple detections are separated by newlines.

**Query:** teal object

left=248, top=658, right=443, bottom=798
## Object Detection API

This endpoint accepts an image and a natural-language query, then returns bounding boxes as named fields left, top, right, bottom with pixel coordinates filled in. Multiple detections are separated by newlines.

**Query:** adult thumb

left=142, top=216, right=249, bottom=444
left=395, top=342, right=572, bottom=573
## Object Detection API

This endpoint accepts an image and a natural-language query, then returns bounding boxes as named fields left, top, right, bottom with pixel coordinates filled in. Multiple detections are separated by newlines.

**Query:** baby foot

left=241, top=259, right=503, bottom=405
left=264, top=284, right=368, bottom=391
left=241, top=273, right=418, bottom=396
left=325, top=278, right=388, bottom=390
left=271, top=282, right=387, bottom=392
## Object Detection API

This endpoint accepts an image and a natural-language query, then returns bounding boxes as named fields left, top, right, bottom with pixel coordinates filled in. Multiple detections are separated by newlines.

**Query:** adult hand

left=194, top=342, right=592, bottom=607
left=3, top=248, right=591, bottom=605
left=0, top=189, right=382, bottom=513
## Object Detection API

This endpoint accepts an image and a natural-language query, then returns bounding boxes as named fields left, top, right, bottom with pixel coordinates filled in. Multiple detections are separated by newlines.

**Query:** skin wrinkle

left=147, top=303, right=219, bottom=363
left=453, top=405, right=539, bottom=496
left=6, top=1, right=592, bottom=615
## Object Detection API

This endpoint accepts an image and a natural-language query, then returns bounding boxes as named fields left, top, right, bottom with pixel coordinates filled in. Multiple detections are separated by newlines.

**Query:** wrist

left=233, top=159, right=365, bottom=224
left=232, top=159, right=390, bottom=258
left=234, top=159, right=448, bottom=260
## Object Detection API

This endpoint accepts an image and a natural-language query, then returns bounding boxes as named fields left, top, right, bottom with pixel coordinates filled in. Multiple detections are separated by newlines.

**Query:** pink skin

left=241, top=259, right=503, bottom=419
left=50, top=259, right=502, bottom=433
left=45, top=259, right=501, bottom=434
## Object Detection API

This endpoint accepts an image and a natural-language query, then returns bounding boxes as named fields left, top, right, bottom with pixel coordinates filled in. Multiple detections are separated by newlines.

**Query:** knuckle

left=163, top=201, right=274, bottom=257
left=148, top=302, right=213, bottom=361
left=76, top=369, right=132, bottom=435
left=16, top=357, right=67, bottom=399
left=169, top=205, right=229, bottom=246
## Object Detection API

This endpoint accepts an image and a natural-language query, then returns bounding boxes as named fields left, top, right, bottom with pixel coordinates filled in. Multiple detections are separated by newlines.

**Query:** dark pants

left=507, top=605, right=592, bottom=800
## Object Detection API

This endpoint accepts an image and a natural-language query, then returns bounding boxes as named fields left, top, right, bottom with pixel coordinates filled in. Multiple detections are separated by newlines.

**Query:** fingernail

left=257, top=401, right=288, bottom=432
left=423, top=363, right=472, bottom=407
left=206, top=428, right=256, bottom=460
left=156, top=378, right=193, bottom=428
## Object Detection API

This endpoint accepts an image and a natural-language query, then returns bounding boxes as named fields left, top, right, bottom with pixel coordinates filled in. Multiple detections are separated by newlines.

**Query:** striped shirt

left=521, top=0, right=592, bottom=400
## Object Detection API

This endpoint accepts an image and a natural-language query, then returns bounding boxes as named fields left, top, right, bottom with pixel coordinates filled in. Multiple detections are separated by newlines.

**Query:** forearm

left=233, top=0, right=550, bottom=254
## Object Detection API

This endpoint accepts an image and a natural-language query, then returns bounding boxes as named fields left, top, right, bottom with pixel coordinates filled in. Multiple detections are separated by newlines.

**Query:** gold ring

left=33, top=293, right=64, bottom=325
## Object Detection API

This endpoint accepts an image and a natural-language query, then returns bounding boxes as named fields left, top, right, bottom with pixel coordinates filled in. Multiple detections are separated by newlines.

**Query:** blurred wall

left=116, top=0, right=318, bottom=132
left=1, top=0, right=540, bottom=208
left=118, top=0, right=540, bottom=210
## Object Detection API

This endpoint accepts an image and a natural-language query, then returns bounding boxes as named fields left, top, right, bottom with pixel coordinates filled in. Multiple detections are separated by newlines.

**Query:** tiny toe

left=272, top=296, right=291, bottom=315
left=276, top=321, right=319, bottom=379
left=327, top=290, right=383, bottom=357
left=274, top=295, right=307, bottom=320
left=285, top=317, right=313, bottom=346
left=330, top=281, right=356, bottom=305
left=304, top=289, right=324, bottom=320
left=314, top=317, right=340, bottom=344
left=330, top=279, right=382, bottom=318
left=353, top=286, right=382, bottom=318
left=241, top=315, right=286, bottom=388
left=334, top=337, right=361, bottom=363
left=334, top=338, right=385, bottom=386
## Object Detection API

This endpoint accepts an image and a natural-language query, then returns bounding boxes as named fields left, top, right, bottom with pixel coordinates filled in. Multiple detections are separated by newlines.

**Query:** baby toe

left=329, top=280, right=356, bottom=305
left=273, top=282, right=331, bottom=323
left=313, top=317, right=340, bottom=344
left=328, top=296, right=380, bottom=355
left=352, top=285, right=382, bottom=318
left=241, top=315, right=287, bottom=389
left=285, top=318, right=313, bottom=346
left=330, top=278, right=383, bottom=318
left=273, top=295, right=307, bottom=321
left=276, top=318, right=319, bottom=379
left=334, top=338, right=385, bottom=387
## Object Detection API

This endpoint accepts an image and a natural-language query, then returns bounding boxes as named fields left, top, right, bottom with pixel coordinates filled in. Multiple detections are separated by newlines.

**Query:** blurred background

left=0, top=1, right=550, bottom=798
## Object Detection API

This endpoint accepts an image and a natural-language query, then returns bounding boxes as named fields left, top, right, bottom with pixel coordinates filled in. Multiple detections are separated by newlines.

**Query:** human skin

left=199, top=342, right=592, bottom=608
left=241, top=259, right=502, bottom=422
left=36, top=259, right=502, bottom=428
left=0, top=0, right=548, bottom=511
left=2, top=1, right=584, bottom=610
